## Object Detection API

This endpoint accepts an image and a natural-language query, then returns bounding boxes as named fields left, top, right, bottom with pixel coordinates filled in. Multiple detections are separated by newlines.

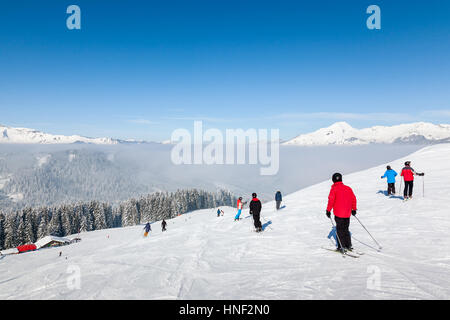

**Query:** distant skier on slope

left=217, top=208, right=224, bottom=217
left=400, top=161, right=424, bottom=200
left=249, top=193, right=262, bottom=232
left=161, top=219, right=167, bottom=232
left=326, top=173, right=357, bottom=251
left=381, top=165, right=398, bottom=195
left=144, top=222, right=151, bottom=237
left=234, top=197, right=246, bottom=221
left=275, top=191, right=282, bottom=210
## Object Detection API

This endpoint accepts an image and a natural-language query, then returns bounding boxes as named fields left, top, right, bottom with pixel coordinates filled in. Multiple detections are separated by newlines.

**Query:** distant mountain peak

left=0, top=124, right=121, bottom=145
left=283, top=122, right=450, bottom=146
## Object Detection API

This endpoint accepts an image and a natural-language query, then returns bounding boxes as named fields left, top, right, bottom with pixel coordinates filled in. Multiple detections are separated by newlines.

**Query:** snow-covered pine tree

left=90, top=201, right=107, bottom=231
left=37, top=207, right=51, bottom=240
left=30, top=208, right=40, bottom=243
left=60, top=205, right=73, bottom=236
left=4, top=213, right=18, bottom=249
left=48, top=208, right=63, bottom=237
left=0, top=212, right=5, bottom=250
left=121, top=199, right=139, bottom=227
left=17, top=208, right=34, bottom=245
left=103, top=203, right=113, bottom=229
left=80, top=203, right=94, bottom=232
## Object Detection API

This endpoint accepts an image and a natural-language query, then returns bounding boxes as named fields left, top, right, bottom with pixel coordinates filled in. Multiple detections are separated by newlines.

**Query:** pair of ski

left=322, top=246, right=364, bottom=258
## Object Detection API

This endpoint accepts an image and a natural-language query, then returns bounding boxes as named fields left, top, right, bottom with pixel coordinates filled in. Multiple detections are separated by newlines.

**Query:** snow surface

left=1, top=144, right=450, bottom=299
left=284, top=122, right=450, bottom=146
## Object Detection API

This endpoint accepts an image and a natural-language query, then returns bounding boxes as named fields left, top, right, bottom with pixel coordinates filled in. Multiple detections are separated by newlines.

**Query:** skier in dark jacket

left=326, top=173, right=357, bottom=251
left=275, top=191, right=282, bottom=210
left=161, top=219, right=167, bottom=232
left=400, top=161, right=424, bottom=200
left=144, top=222, right=151, bottom=237
left=249, top=193, right=262, bottom=232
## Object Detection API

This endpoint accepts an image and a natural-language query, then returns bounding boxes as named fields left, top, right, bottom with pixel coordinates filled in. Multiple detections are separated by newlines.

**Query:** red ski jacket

left=401, top=166, right=415, bottom=181
left=326, top=182, right=357, bottom=218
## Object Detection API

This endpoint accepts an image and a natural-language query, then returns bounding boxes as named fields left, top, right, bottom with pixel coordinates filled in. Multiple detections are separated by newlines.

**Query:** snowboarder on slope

left=161, top=219, right=167, bottom=232
left=249, top=193, right=262, bottom=232
left=381, top=165, right=398, bottom=195
left=326, top=173, right=357, bottom=251
left=400, top=161, right=424, bottom=200
left=144, top=222, right=151, bottom=237
left=234, top=197, right=246, bottom=221
left=275, top=191, right=282, bottom=210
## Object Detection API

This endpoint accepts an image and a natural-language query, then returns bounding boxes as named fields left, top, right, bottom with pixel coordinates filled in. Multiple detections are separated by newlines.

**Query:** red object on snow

left=17, top=244, right=37, bottom=253
left=326, top=181, right=357, bottom=218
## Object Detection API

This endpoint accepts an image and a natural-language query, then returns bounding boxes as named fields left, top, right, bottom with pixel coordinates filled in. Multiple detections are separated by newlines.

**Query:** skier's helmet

left=387, top=165, right=391, bottom=170
left=252, top=192, right=257, bottom=198
left=405, top=161, right=411, bottom=166
left=332, top=172, right=342, bottom=183
left=239, top=197, right=242, bottom=200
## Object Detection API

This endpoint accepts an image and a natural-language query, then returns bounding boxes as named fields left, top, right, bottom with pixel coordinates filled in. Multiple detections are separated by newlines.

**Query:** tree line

left=0, top=189, right=236, bottom=250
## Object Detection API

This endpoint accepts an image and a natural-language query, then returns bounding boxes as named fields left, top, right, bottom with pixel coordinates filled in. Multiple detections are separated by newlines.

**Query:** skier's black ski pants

left=335, top=216, right=352, bottom=249
left=253, top=212, right=262, bottom=230
left=387, top=183, right=395, bottom=195
left=404, top=180, right=413, bottom=197
left=276, top=201, right=281, bottom=210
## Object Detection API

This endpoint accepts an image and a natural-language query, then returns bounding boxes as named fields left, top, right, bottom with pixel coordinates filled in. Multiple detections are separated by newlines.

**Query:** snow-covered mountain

left=1, top=144, right=449, bottom=299
left=283, top=122, right=450, bottom=146
left=0, top=124, right=119, bottom=145
left=0, top=124, right=153, bottom=145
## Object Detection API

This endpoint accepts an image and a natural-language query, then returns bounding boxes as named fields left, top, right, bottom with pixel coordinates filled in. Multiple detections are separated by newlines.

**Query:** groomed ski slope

left=1, top=144, right=450, bottom=299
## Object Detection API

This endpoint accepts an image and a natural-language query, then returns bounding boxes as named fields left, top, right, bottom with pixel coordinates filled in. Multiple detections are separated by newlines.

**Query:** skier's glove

left=326, top=211, right=331, bottom=219
left=351, top=210, right=357, bottom=216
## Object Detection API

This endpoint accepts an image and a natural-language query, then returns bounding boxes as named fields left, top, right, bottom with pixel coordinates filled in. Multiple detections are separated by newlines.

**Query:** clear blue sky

left=1, top=0, right=450, bottom=141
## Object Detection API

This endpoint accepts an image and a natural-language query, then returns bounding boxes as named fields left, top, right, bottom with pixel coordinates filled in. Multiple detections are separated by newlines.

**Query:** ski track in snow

left=1, top=144, right=450, bottom=299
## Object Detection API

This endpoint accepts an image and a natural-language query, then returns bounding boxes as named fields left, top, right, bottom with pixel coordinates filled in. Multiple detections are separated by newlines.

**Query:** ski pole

left=353, top=215, right=382, bottom=250
left=422, top=175, right=425, bottom=198
left=329, top=218, right=345, bottom=254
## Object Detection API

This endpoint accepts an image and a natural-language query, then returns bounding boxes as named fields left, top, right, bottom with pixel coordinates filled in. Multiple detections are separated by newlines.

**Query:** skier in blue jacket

left=381, top=165, right=398, bottom=195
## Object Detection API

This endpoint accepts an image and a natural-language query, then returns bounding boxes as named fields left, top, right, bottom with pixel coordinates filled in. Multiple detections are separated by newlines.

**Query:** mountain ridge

left=283, top=121, right=450, bottom=146
left=0, top=124, right=154, bottom=145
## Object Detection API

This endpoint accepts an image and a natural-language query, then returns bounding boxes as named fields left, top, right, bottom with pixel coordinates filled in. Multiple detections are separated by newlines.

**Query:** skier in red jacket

left=326, top=173, right=357, bottom=250
left=400, top=161, right=424, bottom=200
